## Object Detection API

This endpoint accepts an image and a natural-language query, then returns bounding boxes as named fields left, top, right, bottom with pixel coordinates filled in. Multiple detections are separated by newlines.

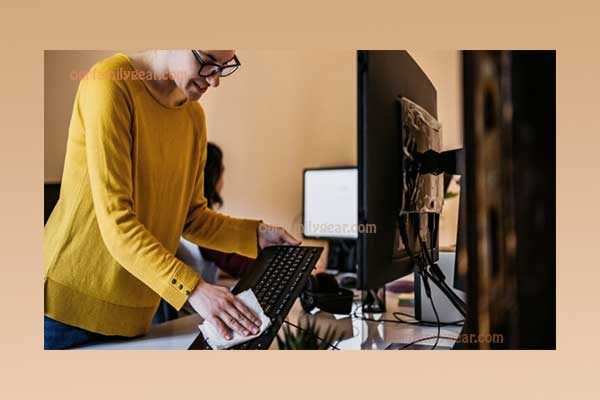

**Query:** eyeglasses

left=191, top=50, right=241, bottom=78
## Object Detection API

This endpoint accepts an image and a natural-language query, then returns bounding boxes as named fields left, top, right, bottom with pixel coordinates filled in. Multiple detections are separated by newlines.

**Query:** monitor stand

left=419, top=258, right=467, bottom=317
left=361, top=287, right=386, bottom=313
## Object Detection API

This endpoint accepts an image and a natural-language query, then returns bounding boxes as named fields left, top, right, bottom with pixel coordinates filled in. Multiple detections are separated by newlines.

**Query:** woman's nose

left=207, top=73, right=220, bottom=88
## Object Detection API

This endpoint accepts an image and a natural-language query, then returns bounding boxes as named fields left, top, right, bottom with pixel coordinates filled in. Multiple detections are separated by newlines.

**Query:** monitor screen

left=303, top=168, right=358, bottom=239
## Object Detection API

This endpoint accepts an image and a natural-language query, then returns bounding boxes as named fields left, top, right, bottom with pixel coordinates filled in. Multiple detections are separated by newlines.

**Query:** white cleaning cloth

left=198, top=289, right=271, bottom=350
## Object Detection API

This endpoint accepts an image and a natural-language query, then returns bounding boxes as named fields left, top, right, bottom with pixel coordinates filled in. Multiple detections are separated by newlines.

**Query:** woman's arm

left=181, top=104, right=262, bottom=259
left=81, top=75, right=200, bottom=310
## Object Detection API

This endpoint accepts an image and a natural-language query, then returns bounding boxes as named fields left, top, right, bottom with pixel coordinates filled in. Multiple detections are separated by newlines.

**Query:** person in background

left=153, top=142, right=255, bottom=322
left=197, top=143, right=256, bottom=278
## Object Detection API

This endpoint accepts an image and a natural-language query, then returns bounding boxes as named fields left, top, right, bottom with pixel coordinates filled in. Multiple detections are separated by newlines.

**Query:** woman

left=44, top=50, right=299, bottom=349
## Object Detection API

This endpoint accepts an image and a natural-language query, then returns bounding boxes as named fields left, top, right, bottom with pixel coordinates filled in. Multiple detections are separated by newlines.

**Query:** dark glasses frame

left=191, top=50, right=241, bottom=78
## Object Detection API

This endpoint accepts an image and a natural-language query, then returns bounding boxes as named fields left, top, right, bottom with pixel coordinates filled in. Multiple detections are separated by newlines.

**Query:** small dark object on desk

left=336, top=273, right=358, bottom=289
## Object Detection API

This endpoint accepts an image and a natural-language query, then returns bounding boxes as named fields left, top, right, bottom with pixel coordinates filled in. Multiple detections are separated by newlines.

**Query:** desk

left=80, top=275, right=462, bottom=350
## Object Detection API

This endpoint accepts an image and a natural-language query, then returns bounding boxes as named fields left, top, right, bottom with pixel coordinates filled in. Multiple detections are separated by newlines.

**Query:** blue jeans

left=44, top=316, right=117, bottom=350
left=152, top=300, right=179, bottom=325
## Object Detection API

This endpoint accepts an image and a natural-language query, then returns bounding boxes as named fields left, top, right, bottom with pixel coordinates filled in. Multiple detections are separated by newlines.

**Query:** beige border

left=1, top=0, right=598, bottom=398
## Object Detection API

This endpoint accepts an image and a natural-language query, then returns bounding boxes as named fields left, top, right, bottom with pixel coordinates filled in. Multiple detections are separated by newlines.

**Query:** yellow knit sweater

left=44, top=53, right=260, bottom=336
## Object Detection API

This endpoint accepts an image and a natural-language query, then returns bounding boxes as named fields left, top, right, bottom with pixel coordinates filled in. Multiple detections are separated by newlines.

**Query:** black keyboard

left=189, top=245, right=323, bottom=350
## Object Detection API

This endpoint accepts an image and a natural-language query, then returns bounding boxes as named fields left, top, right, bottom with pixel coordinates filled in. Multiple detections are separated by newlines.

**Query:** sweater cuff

left=231, top=218, right=262, bottom=259
left=160, top=262, right=201, bottom=310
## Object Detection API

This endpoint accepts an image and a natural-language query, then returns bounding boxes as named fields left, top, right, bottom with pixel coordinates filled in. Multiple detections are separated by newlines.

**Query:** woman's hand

left=258, top=223, right=301, bottom=249
left=188, top=281, right=261, bottom=340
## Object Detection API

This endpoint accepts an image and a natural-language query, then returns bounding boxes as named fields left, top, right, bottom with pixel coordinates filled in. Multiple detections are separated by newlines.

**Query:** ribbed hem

left=44, top=278, right=157, bottom=337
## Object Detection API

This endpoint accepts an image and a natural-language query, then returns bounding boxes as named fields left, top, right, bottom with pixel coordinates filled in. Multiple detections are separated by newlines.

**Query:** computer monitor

left=357, top=50, right=440, bottom=293
left=302, top=167, right=358, bottom=240
left=303, top=167, right=358, bottom=274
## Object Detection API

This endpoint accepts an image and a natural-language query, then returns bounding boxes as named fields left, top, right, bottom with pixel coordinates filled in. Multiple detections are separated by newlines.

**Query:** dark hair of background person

left=205, top=142, right=224, bottom=209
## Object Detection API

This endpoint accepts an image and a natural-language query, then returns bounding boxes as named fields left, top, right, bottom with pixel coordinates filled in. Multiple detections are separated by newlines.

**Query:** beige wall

left=409, top=49, right=463, bottom=151
left=44, top=50, right=114, bottom=183
left=201, top=50, right=356, bottom=238
left=44, top=50, right=460, bottom=241
left=408, top=50, right=463, bottom=247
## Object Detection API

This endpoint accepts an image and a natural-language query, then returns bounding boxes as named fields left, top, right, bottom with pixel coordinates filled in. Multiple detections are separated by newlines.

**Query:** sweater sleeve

left=80, top=75, right=200, bottom=310
left=181, top=104, right=262, bottom=259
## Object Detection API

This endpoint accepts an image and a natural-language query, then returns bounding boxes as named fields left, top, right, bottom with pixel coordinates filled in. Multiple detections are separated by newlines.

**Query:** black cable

left=352, top=309, right=462, bottom=327
left=392, top=311, right=464, bottom=326
left=352, top=216, right=459, bottom=349
left=352, top=309, right=414, bottom=325
left=427, top=284, right=441, bottom=350
left=355, top=295, right=457, bottom=350
left=398, top=335, right=458, bottom=350
left=283, top=320, right=340, bottom=350
left=410, top=264, right=442, bottom=349
left=417, top=235, right=441, bottom=350
left=394, top=311, right=418, bottom=318
left=420, top=236, right=438, bottom=279
left=397, top=217, right=443, bottom=350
